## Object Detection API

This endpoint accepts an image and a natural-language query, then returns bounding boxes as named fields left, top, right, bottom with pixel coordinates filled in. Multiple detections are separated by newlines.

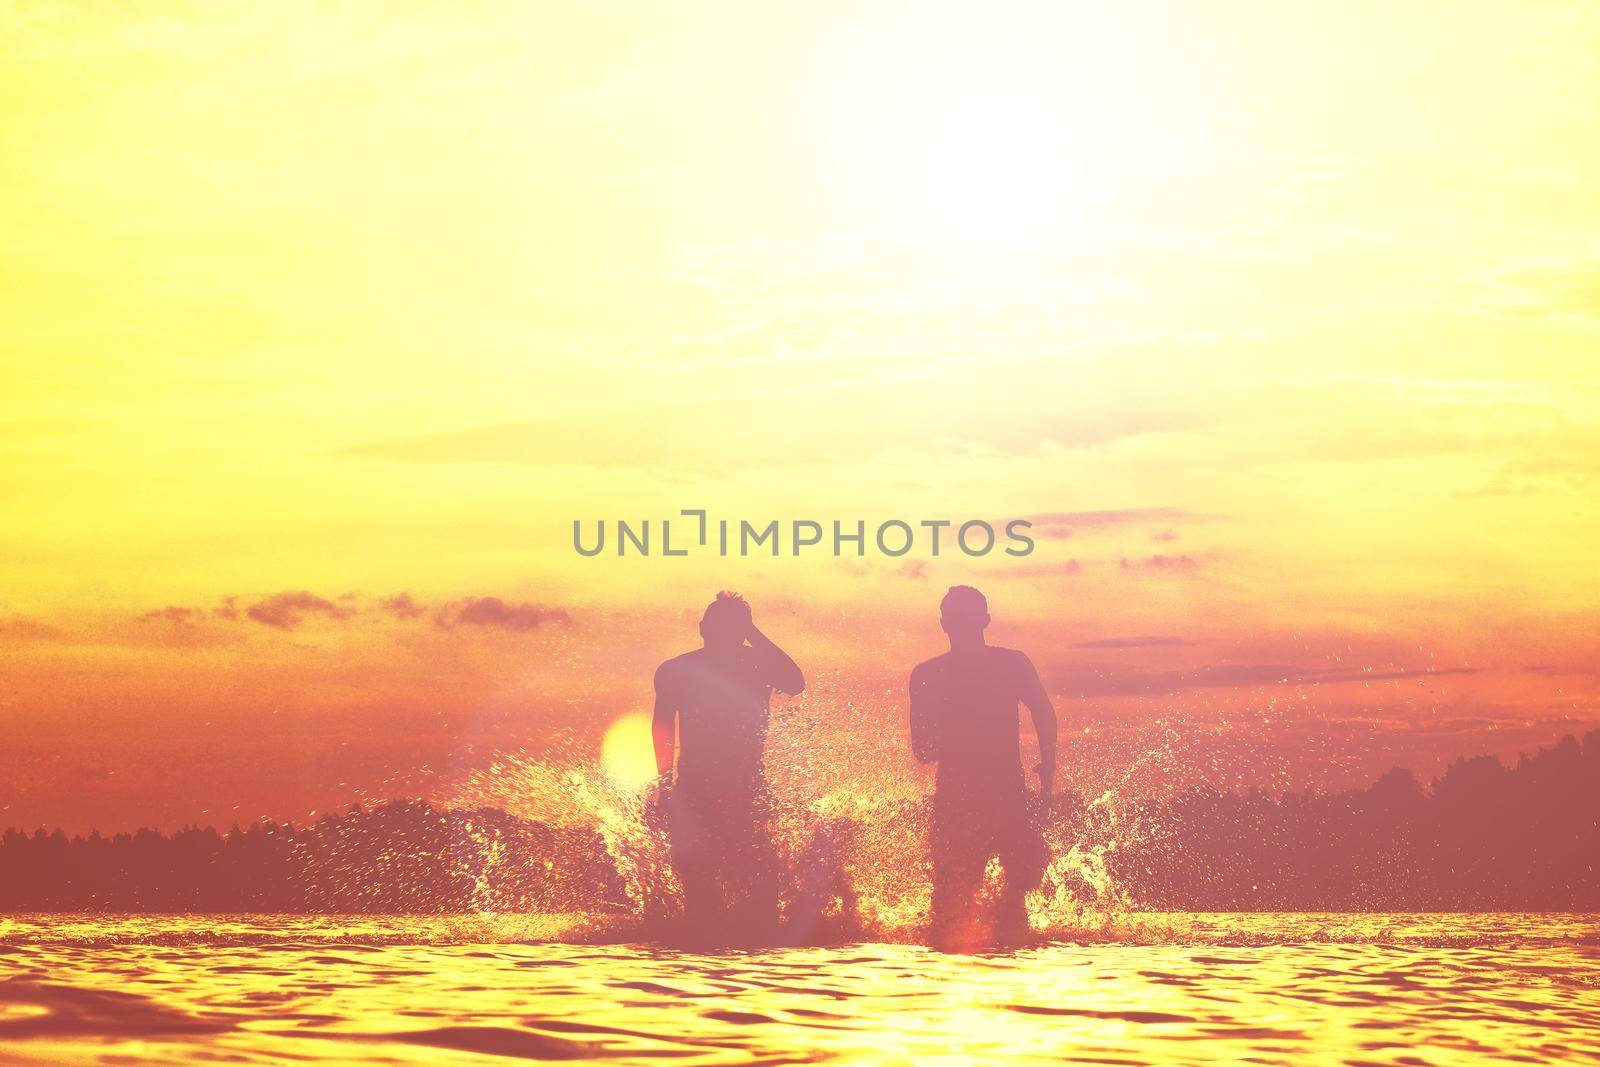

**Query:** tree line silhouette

left=1099, top=730, right=1600, bottom=911
left=1, top=732, right=1594, bottom=913
left=0, top=800, right=625, bottom=913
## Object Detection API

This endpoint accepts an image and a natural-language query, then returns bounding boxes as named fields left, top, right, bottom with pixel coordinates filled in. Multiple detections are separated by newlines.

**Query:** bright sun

left=601, top=712, right=657, bottom=790
left=810, top=6, right=1184, bottom=247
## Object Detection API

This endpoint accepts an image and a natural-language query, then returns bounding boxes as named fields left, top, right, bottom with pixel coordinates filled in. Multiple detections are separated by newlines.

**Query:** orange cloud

left=244, top=591, right=352, bottom=630
left=436, top=597, right=570, bottom=632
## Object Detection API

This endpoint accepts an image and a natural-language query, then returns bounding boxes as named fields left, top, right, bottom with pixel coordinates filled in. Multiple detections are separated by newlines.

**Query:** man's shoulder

left=982, top=646, right=1034, bottom=678
left=911, top=652, right=951, bottom=678
left=654, top=650, right=702, bottom=683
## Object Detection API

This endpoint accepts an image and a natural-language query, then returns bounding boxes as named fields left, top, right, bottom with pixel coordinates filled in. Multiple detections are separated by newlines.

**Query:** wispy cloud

left=1458, top=254, right=1600, bottom=325
left=1458, top=453, right=1600, bottom=498
left=1074, top=635, right=1195, bottom=649
left=436, top=597, right=570, bottom=632
left=0, top=617, right=67, bottom=642
left=1120, top=554, right=1199, bottom=572
left=139, top=605, right=199, bottom=624
left=245, top=591, right=352, bottom=631
left=897, top=560, right=929, bottom=581
left=993, top=559, right=1084, bottom=579
left=1047, top=661, right=1482, bottom=699
left=1028, top=508, right=1208, bottom=538
left=380, top=592, right=427, bottom=619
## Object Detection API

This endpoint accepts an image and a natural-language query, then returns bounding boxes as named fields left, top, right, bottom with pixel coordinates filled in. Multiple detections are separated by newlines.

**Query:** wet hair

left=701, top=590, right=752, bottom=628
left=940, top=584, right=988, bottom=618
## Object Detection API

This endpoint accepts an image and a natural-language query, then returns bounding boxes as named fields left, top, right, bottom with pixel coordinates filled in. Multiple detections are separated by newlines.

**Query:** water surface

left=1, top=914, right=1595, bottom=1065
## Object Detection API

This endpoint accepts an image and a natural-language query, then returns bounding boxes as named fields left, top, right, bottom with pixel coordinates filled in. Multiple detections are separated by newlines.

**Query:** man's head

left=700, top=590, right=752, bottom=650
left=939, top=585, right=989, bottom=644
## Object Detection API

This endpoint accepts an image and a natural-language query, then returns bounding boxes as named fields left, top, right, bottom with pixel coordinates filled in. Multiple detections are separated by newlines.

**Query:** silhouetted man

left=910, top=585, right=1057, bottom=949
left=653, top=592, right=804, bottom=940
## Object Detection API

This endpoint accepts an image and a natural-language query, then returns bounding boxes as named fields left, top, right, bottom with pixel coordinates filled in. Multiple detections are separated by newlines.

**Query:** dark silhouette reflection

left=911, top=586, right=1058, bottom=950
left=652, top=592, right=804, bottom=943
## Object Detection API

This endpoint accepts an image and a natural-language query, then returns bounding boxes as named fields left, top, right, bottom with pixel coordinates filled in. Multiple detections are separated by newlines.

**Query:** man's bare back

left=908, top=586, right=1057, bottom=948
left=911, top=644, right=1048, bottom=800
left=655, top=644, right=787, bottom=795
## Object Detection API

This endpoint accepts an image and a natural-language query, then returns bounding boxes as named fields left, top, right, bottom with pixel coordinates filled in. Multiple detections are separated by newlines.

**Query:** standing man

left=653, top=592, right=804, bottom=941
left=910, top=585, right=1057, bottom=949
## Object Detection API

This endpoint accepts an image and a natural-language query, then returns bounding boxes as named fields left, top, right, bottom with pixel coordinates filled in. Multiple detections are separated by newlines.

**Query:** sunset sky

left=3, top=0, right=1597, bottom=832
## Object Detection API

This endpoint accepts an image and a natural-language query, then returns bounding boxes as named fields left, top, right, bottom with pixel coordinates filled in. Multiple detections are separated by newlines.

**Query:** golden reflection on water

left=1, top=914, right=1596, bottom=1066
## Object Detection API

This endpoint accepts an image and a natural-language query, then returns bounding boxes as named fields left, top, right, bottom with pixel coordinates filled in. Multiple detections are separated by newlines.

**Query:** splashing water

left=411, top=676, right=1187, bottom=945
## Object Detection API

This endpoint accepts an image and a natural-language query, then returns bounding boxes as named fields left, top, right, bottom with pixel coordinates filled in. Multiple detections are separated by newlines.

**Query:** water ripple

left=0, top=914, right=1595, bottom=1065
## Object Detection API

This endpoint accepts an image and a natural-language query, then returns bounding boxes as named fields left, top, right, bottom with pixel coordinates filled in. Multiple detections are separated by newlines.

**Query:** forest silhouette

left=2, top=731, right=1595, bottom=914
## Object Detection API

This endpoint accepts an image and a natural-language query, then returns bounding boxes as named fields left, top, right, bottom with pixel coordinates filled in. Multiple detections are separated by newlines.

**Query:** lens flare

left=600, top=712, right=657, bottom=790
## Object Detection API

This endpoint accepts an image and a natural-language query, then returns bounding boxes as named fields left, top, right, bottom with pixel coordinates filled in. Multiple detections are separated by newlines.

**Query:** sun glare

left=812, top=8, right=1177, bottom=248
left=601, top=712, right=657, bottom=790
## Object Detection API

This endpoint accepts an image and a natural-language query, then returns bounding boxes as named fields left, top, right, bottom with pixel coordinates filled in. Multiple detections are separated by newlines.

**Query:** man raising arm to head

left=650, top=593, right=802, bottom=942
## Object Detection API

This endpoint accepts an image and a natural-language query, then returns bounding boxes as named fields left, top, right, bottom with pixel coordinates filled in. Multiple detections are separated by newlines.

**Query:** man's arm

left=1018, top=652, right=1057, bottom=799
left=652, top=662, right=677, bottom=780
left=909, top=662, right=938, bottom=764
left=747, top=624, right=805, bottom=695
